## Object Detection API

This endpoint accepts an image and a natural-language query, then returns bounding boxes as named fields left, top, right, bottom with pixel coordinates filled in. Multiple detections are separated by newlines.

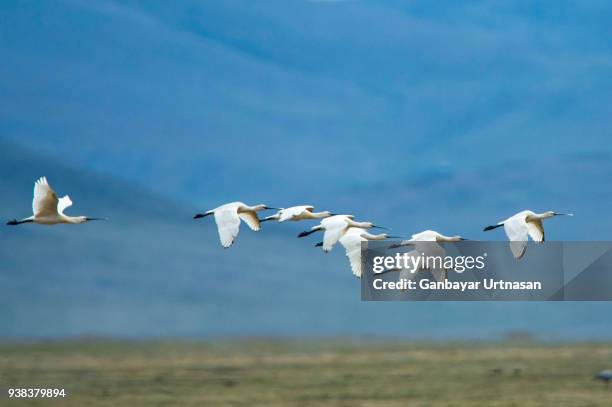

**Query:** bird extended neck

left=347, top=219, right=372, bottom=228
left=63, top=215, right=88, bottom=224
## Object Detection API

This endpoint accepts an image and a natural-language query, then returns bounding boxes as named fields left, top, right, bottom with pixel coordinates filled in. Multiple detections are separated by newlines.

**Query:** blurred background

left=1, top=0, right=612, bottom=341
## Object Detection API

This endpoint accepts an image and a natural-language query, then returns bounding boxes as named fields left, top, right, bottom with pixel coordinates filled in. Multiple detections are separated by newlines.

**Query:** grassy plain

left=1, top=339, right=611, bottom=406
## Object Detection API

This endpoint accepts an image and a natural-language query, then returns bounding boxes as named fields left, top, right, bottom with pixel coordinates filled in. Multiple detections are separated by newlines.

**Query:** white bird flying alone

left=7, top=177, right=105, bottom=226
left=261, top=205, right=335, bottom=223
left=193, top=202, right=277, bottom=248
left=316, top=227, right=401, bottom=278
left=483, top=210, right=573, bottom=259
left=297, top=214, right=389, bottom=253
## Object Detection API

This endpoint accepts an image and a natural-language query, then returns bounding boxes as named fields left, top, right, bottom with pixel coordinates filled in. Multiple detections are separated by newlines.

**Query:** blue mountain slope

left=1, top=0, right=611, bottom=207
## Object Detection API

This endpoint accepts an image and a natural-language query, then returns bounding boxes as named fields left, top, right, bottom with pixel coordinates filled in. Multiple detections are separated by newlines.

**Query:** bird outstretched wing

left=278, top=207, right=300, bottom=222
left=526, top=219, right=545, bottom=243
left=508, top=241, right=527, bottom=260
left=397, top=249, right=422, bottom=286
left=214, top=208, right=241, bottom=248
left=57, top=195, right=73, bottom=215
left=238, top=212, right=261, bottom=231
left=339, top=232, right=364, bottom=278
left=429, top=267, right=448, bottom=283
left=322, top=225, right=347, bottom=253
left=278, top=205, right=313, bottom=222
left=410, top=230, right=437, bottom=241
left=277, top=209, right=292, bottom=222
left=503, top=217, right=529, bottom=259
left=32, top=176, right=59, bottom=217
left=412, top=241, right=448, bottom=281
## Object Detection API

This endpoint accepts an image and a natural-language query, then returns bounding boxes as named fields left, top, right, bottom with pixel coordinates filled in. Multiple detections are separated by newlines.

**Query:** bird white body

left=8, top=177, right=94, bottom=225
left=391, top=230, right=464, bottom=283
left=303, top=215, right=382, bottom=253
left=485, top=210, right=573, bottom=259
left=263, top=205, right=332, bottom=222
left=195, top=201, right=270, bottom=248
left=319, top=215, right=357, bottom=253
left=407, top=230, right=464, bottom=243
left=339, top=227, right=393, bottom=278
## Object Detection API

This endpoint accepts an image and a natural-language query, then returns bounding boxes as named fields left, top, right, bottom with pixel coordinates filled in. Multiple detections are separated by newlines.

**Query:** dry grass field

left=1, top=339, right=611, bottom=406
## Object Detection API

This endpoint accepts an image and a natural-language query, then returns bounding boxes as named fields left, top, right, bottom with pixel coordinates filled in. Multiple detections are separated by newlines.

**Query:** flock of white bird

left=8, top=177, right=574, bottom=278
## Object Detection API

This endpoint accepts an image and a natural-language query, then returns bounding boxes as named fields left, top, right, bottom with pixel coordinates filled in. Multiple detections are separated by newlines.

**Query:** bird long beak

left=264, top=206, right=280, bottom=210
left=193, top=213, right=212, bottom=219
left=554, top=212, right=574, bottom=216
left=372, top=225, right=390, bottom=230
left=86, top=217, right=107, bottom=221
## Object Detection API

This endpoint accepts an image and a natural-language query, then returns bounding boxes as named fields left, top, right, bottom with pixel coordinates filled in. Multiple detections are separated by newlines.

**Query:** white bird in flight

left=392, top=230, right=466, bottom=245
left=7, top=177, right=105, bottom=226
left=297, top=214, right=389, bottom=253
left=483, top=210, right=573, bottom=259
left=316, top=227, right=400, bottom=278
left=193, top=202, right=277, bottom=248
left=261, top=205, right=334, bottom=223
left=387, top=230, right=466, bottom=282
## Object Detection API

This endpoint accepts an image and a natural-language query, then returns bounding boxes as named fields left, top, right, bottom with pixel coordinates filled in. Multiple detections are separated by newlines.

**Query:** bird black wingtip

left=193, top=213, right=205, bottom=220
left=86, top=217, right=107, bottom=221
